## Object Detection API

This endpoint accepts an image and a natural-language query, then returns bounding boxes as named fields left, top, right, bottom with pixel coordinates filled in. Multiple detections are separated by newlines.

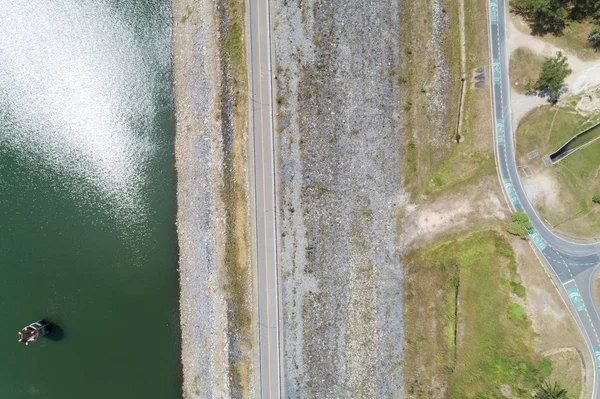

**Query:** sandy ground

left=399, top=178, right=508, bottom=250
left=524, top=170, right=562, bottom=210
left=507, top=15, right=600, bottom=125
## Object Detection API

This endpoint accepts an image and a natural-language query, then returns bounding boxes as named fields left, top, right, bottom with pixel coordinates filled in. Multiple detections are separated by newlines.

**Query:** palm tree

left=533, top=381, right=568, bottom=399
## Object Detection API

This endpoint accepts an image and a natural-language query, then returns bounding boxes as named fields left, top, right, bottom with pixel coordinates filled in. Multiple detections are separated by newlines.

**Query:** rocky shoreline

left=172, top=0, right=254, bottom=397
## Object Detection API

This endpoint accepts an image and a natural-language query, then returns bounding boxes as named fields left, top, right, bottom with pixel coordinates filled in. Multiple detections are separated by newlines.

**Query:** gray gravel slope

left=274, top=1, right=404, bottom=397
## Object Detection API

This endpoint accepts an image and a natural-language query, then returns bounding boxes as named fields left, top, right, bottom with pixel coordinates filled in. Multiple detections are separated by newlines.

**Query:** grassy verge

left=399, top=0, right=494, bottom=196
left=546, top=350, right=583, bottom=399
left=404, top=230, right=578, bottom=398
left=217, top=0, right=253, bottom=395
left=509, top=47, right=545, bottom=93
left=512, top=16, right=600, bottom=61
left=515, top=103, right=600, bottom=238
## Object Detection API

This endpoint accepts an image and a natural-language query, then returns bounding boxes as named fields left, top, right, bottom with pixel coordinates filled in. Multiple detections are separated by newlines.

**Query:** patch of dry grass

left=510, top=47, right=546, bottom=93
left=547, top=350, right=583, bottom=399
left=399, top=0, right=494, bottom=197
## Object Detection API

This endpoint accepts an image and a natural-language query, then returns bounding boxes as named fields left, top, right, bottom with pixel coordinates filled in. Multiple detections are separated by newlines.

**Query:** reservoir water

left=0, top=0, right=181, bottom=397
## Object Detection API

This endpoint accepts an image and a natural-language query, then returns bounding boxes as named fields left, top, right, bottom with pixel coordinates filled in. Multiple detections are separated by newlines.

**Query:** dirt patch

left=575, top=90, right=600, bottom=114
left=399, top=177, right=507, bottom=250
left=524, top=171, right=562, bottom=210
left=509, top=13, right=600, bottom=62
left=508, top=15, right=600, bottom=98
left=509, top=47, right=545, bottom=93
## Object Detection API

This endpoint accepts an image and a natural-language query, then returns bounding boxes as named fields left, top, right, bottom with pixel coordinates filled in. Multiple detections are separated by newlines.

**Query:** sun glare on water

left=0, top=0, right=172, bottom=225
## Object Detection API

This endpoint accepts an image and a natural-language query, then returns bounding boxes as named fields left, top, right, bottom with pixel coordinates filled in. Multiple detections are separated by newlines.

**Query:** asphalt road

left=489, top=0, right=600, bottom=395
left=247, top=0, right=281, bottom=397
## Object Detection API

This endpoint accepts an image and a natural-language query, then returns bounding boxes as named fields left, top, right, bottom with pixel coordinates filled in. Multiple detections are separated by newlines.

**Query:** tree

left=571, top=0, right=600, bottom=20
left=510, top=0, right=534, bottom=16
left=535, top=52, right=572, bottom=100
left=510, top=0, right=569, bottom=34
left=589, top=24, right=600, bottom=48
left=533, top=381, right=568, bottom=398
left=530, top=0, right=569, bottom=34
left=507, top=212, right=534, bottom=239
left=593, top=193, right=600, bottom=204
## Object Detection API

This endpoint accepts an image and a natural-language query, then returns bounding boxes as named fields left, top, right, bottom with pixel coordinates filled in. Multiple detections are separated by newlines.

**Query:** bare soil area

left=507, top=15, right=600, bottom=125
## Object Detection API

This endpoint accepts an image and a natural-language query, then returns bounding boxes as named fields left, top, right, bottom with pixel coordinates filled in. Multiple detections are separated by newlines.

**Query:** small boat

left=18, top=320, right=50, bottom=345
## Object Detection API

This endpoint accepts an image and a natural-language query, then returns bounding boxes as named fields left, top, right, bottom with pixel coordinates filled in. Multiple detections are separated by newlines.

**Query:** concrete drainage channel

left=546, top=121, right=600, bottom=165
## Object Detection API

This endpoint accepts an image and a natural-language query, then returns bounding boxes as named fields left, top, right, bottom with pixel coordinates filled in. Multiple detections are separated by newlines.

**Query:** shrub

left=593, top=194, right=600, bottom=204
left=507, top=223, right=530, bottom=239
left=589, top=24, right=600, bottom=49
left=538, top=360, right=552, bottom=378
left=533, top=380, right=568, bottom=399
left=507, top=212, right=534, bottom=239
left=510, top=282, right=526, bottom=298
left=512, top=212, right=533, bottom=228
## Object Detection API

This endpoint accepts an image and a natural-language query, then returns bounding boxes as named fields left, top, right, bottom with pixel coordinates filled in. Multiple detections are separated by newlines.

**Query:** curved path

left=489, top=0, right=600, bottom=396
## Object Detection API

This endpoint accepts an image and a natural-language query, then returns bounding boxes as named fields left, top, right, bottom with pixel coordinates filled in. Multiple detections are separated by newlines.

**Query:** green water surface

left=0, top=1, right=181, bottom=398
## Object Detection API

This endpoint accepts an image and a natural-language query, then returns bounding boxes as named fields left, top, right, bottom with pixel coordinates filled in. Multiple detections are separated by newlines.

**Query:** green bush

left=511, top=281, right=526, bottom=298
left=538, top=360, right=553, bottom=377
left=589, top=24, right=600, bottom=49
left=507, top=212, right=534, bottom=239
left=593, top=194, right=600, bottom=204
left=508, top=303, right=526, bottom=323
left=507, top=222, right=530, bottom=239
